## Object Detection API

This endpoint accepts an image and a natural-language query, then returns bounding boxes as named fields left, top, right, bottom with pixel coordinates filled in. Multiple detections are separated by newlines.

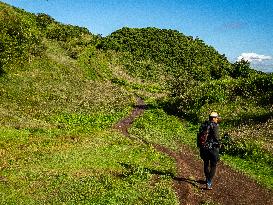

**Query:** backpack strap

left=207, top=122, right=220, bottom=147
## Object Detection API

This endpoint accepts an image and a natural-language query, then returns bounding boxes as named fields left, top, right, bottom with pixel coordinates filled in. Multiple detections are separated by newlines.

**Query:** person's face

left=212, top=117, right=218, bottom=123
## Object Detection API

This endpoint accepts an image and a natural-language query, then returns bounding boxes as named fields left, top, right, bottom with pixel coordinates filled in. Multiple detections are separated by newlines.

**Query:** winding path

left=114, top=97, right=273, bottom=205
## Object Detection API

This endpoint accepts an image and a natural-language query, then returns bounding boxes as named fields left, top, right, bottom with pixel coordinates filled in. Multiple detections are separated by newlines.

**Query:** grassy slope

left=1, top=3, right=179, bottom=202
left=1, top=2, right=273, bottom=204
left=0, top=129, right=177, bottom=204
left=0, top=38, right=178, bottom=204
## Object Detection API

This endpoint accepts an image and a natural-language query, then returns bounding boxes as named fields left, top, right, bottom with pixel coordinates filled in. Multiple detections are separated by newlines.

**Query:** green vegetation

left=0, top=129, right=177, bottom=204
left=98, top=27, right=231, bottom=81
left=0, top=5, right=43, bottom=74
left=129, top=108, right=195, bottom=150
left=0, top=2, right=177, bottom=203
left=1, top=1, right=273, bottom=203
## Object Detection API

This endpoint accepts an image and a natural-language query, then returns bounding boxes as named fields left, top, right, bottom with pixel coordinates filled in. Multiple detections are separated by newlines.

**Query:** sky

left=1, top=0, right=273, bottom=72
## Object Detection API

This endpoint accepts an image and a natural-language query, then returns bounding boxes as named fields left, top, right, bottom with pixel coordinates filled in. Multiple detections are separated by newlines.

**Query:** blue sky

left=2, top=0, right=273, bottom=72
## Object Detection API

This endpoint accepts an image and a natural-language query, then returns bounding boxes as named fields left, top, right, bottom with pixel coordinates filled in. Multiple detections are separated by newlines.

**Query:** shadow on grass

left=155, top=98, right=273, bottom=127
left=0, top=66, right=5, bottom=77
left=223, top=111, right=273, bottom=127
left=118, top=162, right=205, bottom=188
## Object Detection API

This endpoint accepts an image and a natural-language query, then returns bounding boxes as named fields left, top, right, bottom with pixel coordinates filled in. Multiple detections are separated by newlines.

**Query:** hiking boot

left=206, top=179, right=212, bottom=190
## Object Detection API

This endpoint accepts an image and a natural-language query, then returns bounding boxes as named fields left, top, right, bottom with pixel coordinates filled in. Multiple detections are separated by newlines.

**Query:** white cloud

left=237, top=52, right=272, bottom=62
left=252, top=62, right=273, bottom=73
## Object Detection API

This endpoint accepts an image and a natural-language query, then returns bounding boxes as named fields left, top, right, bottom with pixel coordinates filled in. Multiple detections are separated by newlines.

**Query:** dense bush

left=229, top=59, right=253, bottom=78
left=36, top=13, right=55, bottom=30
left=116, top=52, right=168, bottom=81
left=222, top=136, right=273, bottom=167
left=98, top=27, right=231, bottom=81
left=0, top=7, right=43, bottom=70
left=46, top=23, right=90, bottom=42
left=237, top=72, right=273, bottom=103
left=168, top=69, right=273, bottom=122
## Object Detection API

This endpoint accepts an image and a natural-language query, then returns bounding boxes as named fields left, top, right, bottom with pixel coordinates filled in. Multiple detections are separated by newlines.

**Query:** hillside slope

left=98, top=27, right=232, bottom=81
left=1, top=2, right=273, bottom=204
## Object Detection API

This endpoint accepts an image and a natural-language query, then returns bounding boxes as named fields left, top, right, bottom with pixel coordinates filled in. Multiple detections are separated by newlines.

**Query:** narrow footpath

left=114, top=97, right=273, bottom=205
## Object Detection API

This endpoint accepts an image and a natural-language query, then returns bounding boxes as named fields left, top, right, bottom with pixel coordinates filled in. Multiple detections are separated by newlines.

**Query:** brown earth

left=114, top=98, right=273, bottom=205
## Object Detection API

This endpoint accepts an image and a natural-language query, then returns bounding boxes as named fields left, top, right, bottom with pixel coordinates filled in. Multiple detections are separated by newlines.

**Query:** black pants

left=200, top=147, right=219, bottom=181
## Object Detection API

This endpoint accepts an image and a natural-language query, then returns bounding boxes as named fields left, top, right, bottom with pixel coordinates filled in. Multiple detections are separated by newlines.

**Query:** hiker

left=197, top=112, right=221, bottom=190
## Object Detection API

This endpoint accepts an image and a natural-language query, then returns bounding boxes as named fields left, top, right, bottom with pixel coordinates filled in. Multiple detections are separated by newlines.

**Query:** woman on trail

left=197, top=112, right=221, bottom=190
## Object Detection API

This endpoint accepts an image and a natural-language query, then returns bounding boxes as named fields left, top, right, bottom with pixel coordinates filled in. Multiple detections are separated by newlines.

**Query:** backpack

left=197, top=122, right=211, bottom=148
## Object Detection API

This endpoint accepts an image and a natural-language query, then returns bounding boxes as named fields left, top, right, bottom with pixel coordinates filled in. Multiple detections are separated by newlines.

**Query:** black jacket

left=207, top=121, right=220, bottom=144
left=197, top=121, right=220, bottom=148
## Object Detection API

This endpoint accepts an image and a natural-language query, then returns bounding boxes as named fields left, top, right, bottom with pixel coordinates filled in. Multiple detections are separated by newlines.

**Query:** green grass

left=50, top=111, right=130, bottom=133
left=0, top=39, right=179, bottom=204
left=1, top=4, right=273, bottom=204
left=0, top=40, right=134, bottom=129
left=129, top=103, right=273, bottom=191
left=222, top=154, right=273, bottom=189
left=129, top=108, right=195, bottom=151
left=0, top=129, right=178, bottom=204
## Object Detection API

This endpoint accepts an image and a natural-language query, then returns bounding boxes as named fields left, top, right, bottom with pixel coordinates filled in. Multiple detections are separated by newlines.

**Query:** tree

left=230, top=59, right=252, bottom=78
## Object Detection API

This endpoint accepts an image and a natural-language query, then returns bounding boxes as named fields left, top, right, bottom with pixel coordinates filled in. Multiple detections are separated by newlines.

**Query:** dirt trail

left=113, top=97, right=146, bottom=137
left=114, top=98, right=273, bottom=205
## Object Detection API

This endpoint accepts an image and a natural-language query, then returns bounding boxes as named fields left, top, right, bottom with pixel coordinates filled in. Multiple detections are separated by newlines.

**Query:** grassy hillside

left=1, top=1, right=273, bottom=203
left=0, top=2, right=179, bottom=204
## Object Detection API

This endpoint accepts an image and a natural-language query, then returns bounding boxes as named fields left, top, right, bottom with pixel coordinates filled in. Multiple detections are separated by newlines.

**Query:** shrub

left=98, top=27, right=231, bottom=81
left=36, top=13, right=55, bottom=29
left=46, top=23, right=90, bottom=42
left=169, top=78, right=235, bottom=115
left=222, top=137, right=273, bottom=167
left=233, top=73, right=273, bottom=105
left=168, top=71, right=273, bottom=122
left=0, top=7, right=43, bottom=69
left=230, top=59, right=253, bottom=78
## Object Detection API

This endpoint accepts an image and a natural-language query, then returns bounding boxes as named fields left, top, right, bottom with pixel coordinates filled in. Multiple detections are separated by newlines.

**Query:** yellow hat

left=209, top=112, right=219, bottom=118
